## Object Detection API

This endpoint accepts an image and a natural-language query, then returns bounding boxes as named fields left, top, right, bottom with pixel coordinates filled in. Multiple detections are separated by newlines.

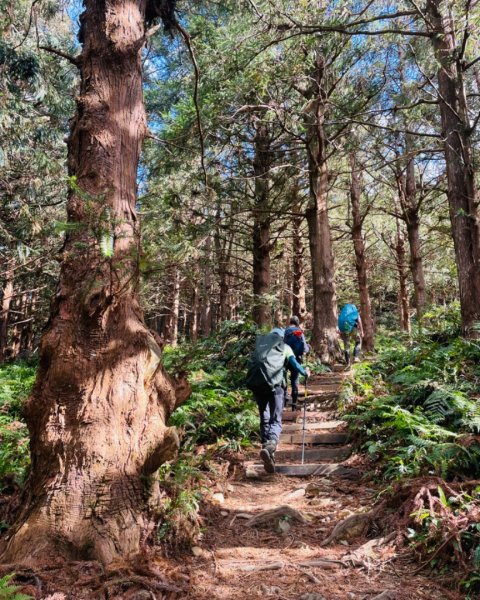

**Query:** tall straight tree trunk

left=396, top=154, right=427, bottom=323
left=2, top=1, right=185, bottom=565
left=214, top=218, right=232, bottom=323
left=0, top=262, right=14, bottom=363
left=304, top=52, right=340, bottom=363
left=167, top=266, right=180, bottom=347
left=395, top=216, right=411, bottom=334
left=349, top=154, right=374, bottom=351
left=291, top=191, right=307, bottom=321
left=252, top=121, right=272, bottom=327
left=426, top=1, right=480, bottom=336
left=190, top=280, right=199, bottom=342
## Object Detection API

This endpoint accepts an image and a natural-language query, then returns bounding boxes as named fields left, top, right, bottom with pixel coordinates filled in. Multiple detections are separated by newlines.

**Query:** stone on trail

left=212, top=492, right=225, bottom=504
left=300, top=594, right=327, bottom=600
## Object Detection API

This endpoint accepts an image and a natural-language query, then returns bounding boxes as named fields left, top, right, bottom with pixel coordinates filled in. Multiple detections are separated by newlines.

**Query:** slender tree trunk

left=426, top=1, right=480, bottom=336
left=200, top=243, right=212, bottom=337
left=0, top=263, right=14, bottom=363
left=396, top=156, right=427, bottom=323
left=168, top=267, right=180, bottom=347
left=292, top=193, right=307, bottom=321
left=2, top=1, right=185, bottom=565
left=304, top=53, right=340, bottom=363
left=395, top=217, right=411, bottom=334
left=349, top=154, right=374, bottom=351
left=214, top=220, right=232, bottom=323
left=252, top=121, right=272, bottom=327
left=190, top=281, right=199, bottom=342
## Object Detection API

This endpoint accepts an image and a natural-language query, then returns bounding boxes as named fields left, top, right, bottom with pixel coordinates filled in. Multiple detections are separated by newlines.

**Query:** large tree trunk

left=304, top=53, right=340, bottom=363
left=2, top=0, right=185, bottom=566
left=349, top=154, right=374, bottom=351
left=0, top=262, right=14, bottom=363
left=252, top=121, right=272, bottom=327
left=426, top=0, right=480, bottom=336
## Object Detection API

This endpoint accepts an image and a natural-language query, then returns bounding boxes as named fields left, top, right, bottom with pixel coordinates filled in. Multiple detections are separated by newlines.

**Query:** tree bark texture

left=252, top=121, right=273, bottom=327
left=395, top=217, right=411, bottom=334
left=426, top=0, right=480, bottom=336
left=396, top=159, right=426, bottom=322
left=305, top=53, right=340, bottom=363
left=2, top=0, right=185, bottom=566
left=0, top=262, right=14, bottom=363
left=291, top=191, right=307, bottom=321
left=349, top=154, right=374, bottom=351
left=200, top=238, right=212, bottom=337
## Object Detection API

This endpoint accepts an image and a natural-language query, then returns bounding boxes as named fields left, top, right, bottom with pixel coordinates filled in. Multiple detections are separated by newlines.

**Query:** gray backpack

left=245, top=334, right=285, bottom=394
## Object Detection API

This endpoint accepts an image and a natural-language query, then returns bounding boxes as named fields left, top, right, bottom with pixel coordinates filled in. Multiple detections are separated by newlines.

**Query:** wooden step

left=251, top=463, right=359, bottom=478
left=280, top=432, right=349, bottom=445
left=281, top=410, right=302, bottom=422
left=298, top=392, right=338, bottom=402
left=274, top=447, right=351, bottom=462
left=282, top=420, right=345, bottom=432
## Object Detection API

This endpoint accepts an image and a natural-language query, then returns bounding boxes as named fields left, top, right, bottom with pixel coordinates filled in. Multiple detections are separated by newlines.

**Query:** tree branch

left=39, top=45, right=80, bottom=66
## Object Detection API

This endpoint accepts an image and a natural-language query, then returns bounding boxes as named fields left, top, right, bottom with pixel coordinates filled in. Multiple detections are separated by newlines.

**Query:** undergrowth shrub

left=0, top=361, right=35, bottom=487
left=159, top=321, right=260, bottom=546
left=343, top=305, right=480, bottom=588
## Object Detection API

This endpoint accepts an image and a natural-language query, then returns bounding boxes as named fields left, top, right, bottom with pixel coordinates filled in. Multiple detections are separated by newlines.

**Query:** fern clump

left=345, top=310, right=480, bottom=481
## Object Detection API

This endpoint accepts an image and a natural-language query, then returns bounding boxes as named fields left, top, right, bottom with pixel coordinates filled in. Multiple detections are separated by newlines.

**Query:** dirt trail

left=177, top=370, right=461, bottom=600
left=1, top=371, right=463, bottom=599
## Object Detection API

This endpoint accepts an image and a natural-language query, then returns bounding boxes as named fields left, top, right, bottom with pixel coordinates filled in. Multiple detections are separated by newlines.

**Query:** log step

left=282, top=420, right=345, bottom=432
left=251, top=463, right=360, bottom=478
left=279, top=432, right=349, bottom=445
left=274, top=447, right=351, bottom=462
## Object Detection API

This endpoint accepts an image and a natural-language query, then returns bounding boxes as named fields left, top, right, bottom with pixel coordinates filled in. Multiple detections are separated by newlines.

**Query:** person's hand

left=304, top=367, right=311, bottom=379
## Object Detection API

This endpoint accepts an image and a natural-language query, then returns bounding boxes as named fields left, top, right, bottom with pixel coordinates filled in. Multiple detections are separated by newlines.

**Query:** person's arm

left=357, top=315, right=364, bottom=337
left=301, top=332, right=310, bottom=354
left=284, top=345, right=308, bottom=376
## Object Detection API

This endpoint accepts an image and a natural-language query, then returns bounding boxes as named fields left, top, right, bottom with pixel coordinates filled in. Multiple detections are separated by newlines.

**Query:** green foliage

left=0, top=362, right=35, bottom=486
left=345, top=310, right=480, bottom=481
left=165, top=321, right=259, bottom=449
left=155, top=456, right=206, bottom=548
left=0, top=574, right=32, bottom=600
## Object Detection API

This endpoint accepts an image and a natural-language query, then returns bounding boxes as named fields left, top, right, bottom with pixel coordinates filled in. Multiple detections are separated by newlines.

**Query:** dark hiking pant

left=255, top=385, right=285, bottom=444
left=287, top=355, right=303, bottom=408
left=341, top=328, right=361, bottom=364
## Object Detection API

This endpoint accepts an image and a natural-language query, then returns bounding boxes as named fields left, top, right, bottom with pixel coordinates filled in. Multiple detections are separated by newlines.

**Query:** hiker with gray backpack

left=283, top=315, right=310, bottom=411
left=338, top=303, right=364, bottom=366
left=246, top=327, right=310, bottom=473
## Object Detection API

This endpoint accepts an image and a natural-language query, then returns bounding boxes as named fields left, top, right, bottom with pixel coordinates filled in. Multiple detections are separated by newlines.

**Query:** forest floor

left=2, top=371, right=465, bottom=600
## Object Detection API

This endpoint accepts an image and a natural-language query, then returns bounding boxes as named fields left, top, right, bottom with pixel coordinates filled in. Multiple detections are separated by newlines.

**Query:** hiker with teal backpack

left=338, top=304, right=364, bottom=366
left=283, top=315, right=310, bottom=411
left=246, top=327, right=310, bottom=473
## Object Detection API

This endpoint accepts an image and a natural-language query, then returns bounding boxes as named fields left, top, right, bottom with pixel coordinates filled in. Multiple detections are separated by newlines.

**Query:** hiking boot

left=260, top=441, right=276, bottom=473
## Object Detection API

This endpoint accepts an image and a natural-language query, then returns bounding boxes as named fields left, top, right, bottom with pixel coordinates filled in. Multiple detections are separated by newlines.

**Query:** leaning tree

left=2, top=0, right=187, bottom=565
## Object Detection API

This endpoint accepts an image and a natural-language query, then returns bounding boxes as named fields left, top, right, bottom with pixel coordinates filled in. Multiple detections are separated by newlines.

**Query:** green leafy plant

left=0, top=574, right=32, bottom=600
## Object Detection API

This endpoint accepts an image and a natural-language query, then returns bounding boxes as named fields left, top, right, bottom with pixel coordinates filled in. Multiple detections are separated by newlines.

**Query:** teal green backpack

left=245, top=333, right=286, bottom=394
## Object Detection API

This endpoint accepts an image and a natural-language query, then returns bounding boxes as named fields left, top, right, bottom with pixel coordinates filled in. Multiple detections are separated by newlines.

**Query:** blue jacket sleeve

left=287, top=355, right=307, bottom=376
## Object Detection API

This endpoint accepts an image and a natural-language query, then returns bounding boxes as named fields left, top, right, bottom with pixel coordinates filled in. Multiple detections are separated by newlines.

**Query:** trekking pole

left=301, top=371, right=308, bottom=465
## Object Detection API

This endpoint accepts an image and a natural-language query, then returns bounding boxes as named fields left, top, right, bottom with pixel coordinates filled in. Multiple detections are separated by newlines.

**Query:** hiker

left=338, top=303, right=364, bottom=366
left=246, top=327, right=310, bottom=473
left=284, top=315, right=310, bottom=411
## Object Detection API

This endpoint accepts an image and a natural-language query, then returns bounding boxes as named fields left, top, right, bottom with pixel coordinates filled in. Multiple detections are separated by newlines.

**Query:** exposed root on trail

left=245, top=504, right=309, bottom=527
